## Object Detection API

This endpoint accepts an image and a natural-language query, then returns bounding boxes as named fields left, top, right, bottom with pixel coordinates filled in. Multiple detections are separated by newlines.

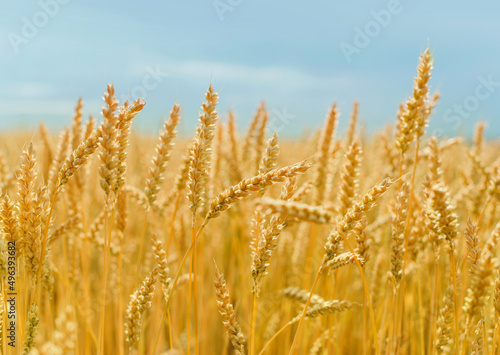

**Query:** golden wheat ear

left=255, top=198, right=333, bottom=224
left=22, top=305, right=40, bottom=354
left=206, top=159, right=312, bottom=221
left=124, top=267, right=159, bottom=348
left=98, top=84, right=120, bottom=203
left=396, top=47, right=433, bottom=155
left=313, top=103, right=338, bottom=205
left=337, top=138, right=362, bottom=216
left=390, top=181, right=410, bottom=288
left=187, top=84, right=219, bottom=215
left=145, top=103, right=180, bottom=205
left=58, top=126, right=102, bottom=190
left=213, top=261, right=246, bottom=355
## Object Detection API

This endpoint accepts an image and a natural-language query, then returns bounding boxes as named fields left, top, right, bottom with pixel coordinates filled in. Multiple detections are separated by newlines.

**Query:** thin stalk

left=193, top=216, right=199, bottom=355
left=250, top=210, right=262, bottom=355
left=167, top=310, right=173, bottom=349
left=151, top=219, right=208, bottom=355
left=450, top=250, right=459, bottom=354
left=417, top=267, right=425, bottom=355
left=398, top=138, right=420, bottom=335
left=289, top=230, right=380, bottom=355
left=33, top=191, right=59, bottom=303
left=428, top=256, right=440, bottom=354
left=149, top=191, right=183, bottom=354
left=343, top=233, right=380, bottom=355
left=187, top=217, right=194, bottom=355
left=19, top=266, right=25, bottom=348
left=117, top=238, right=125, bottom=355
left=98, top=206, right=116, bottom=354
left=98, top=209, right=109, bottom=354
left=80, top=193, right=93, bottom=353
left=250, top=292, right=259, bottom=355
left=259, top=319, right=298, bottom=355
left=287, top=269, right=322, bottom=354
left=478, top=194, right=492, bottom=227
left=187, top=256, right=192, bottom=355
left=390, top=287, right=398, bottom=355
left=187, top=213, right=200, bottom=355
left=363, top=280, right=367, bottom=355
left=136, top=208, right=150, bottom=279
left=52, top=264, right=98, bottom=347
left=61, top=216, right=69, bottom=282
left=166, top=193, right=182, bottom=256
left=302, top=224, right=317, bottom=290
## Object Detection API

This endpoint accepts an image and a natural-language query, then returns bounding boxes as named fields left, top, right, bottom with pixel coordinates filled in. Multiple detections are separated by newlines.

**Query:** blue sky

left=1, top=0, right=499, bottom=138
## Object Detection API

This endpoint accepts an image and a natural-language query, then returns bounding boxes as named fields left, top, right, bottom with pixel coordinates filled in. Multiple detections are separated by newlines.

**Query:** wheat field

left=1, top=48, right=500, bottom=355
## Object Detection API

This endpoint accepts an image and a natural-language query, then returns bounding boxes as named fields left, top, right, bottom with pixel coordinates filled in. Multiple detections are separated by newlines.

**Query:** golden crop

left=1, top=48, right=499, bottom=354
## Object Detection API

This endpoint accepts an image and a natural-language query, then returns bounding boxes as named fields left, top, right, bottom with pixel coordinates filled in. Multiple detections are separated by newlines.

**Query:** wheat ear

left=214, top=262, right=246, bottom=355
left=22, top=305, right=39, bottom=354
left=314, top=103, right=338, bottom=205
left=255, top=198, right=332, bottom=224
left=206, top=159, right=311, bottom=221
left=337, top=138, right=362, bottom=216
left=187, top=84, right=219, bottom=214
left=116, top=98, right=146, bottom=188
left=323, top=177, right=394, bottom=268
left=124, top=267, right=159, bottom=347
left=145, top=103, right=180, bottom=205
left=58, top=126, right=102, bottom=189
left=98, top=84, right=120, bottom=202
left=282, top=287, right=326, bottom=306
left=391, top=181, right=410, bottom=287
left=396, top=48, right=433, bottom=154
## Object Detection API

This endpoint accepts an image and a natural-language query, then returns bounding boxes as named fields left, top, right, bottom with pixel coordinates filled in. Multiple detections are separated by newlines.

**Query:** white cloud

left=168, top=59, right=354, bottom=91
left=6, top=82, right=55, bottom=98
left=0, top=100, right=73, bottom=116
left=127, top=52, right=356, bottom=93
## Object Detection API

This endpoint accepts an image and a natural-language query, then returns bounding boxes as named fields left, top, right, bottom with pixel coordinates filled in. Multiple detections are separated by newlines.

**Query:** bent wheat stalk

left=289, top=177, right=395, bottom=355
left=151, top=159, right=311, bottom=354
